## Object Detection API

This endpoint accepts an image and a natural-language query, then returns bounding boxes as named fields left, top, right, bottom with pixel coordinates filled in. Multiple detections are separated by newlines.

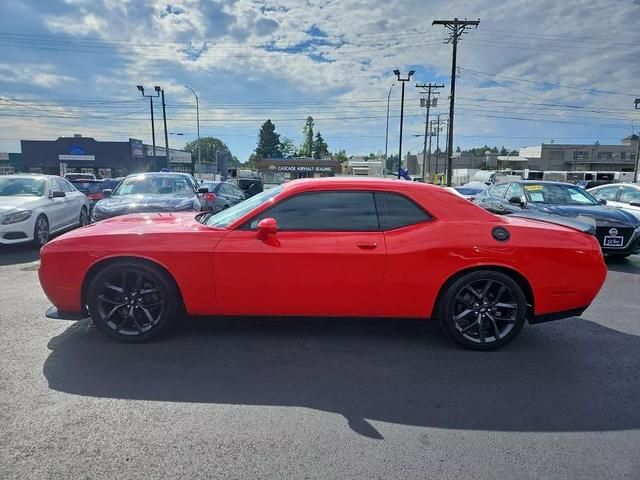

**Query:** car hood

left=527, top=204, right=640, bottom=228
left=0, top=196, right=43, bottom=213
left=92, top=194, right=197, bottom=221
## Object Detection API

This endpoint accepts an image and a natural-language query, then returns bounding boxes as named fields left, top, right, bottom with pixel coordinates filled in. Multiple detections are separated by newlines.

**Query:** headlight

left=2, top=210, right=32, bottom=225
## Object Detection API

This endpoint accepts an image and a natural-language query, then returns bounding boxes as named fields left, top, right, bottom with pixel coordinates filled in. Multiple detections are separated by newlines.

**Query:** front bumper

left=0, top=216, right=36, bottom=245
left=601, top=229, right=640, bottom=256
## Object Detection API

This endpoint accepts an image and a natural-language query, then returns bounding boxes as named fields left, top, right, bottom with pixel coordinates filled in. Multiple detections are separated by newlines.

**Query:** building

left=519, top=136, right=638, bottom=171
left=0, top=152, right=22, bottom=175
left=20, top=134, right=192, bottom=177
left=257, top=158, right=342, bottom=183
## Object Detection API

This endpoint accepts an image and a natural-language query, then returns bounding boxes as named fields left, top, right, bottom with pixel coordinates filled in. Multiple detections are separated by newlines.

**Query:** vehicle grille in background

left=595, top=227, right=634, bottom=248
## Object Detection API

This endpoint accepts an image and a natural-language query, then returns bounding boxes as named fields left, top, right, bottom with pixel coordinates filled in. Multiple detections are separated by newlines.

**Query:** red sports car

left=39, top=178, right=607, bottom=350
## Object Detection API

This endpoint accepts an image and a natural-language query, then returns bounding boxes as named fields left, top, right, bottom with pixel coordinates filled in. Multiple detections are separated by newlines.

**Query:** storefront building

left=20, top=135, right=192, bottom=177
left=257, top=158, right=342, bottom=183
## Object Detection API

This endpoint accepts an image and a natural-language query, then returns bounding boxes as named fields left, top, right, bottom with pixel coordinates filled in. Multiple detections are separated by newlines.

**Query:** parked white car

left=588, top=183, right=640, bottom=220
left=0, top=175, right=90, bottom=247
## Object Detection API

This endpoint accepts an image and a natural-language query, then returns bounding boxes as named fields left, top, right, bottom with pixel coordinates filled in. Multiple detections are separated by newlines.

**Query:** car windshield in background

left=523, top=183, right=599, bottom=205
left=201, top=181, right=221, bottom=191
left=204, top=185, right=282, bottom=228
left=0, top=177, right=45, bottom=197
left=114, top=175, right=193, bottom=196
left=71, top=181, right=101, bottom=194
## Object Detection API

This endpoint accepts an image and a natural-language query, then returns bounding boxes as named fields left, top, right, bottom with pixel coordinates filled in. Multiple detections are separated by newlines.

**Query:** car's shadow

left=0, top=244, right=40, bottom=266
left=43, top=316, right=640, bottom=438
left=605, top=255, right=640, bottom=274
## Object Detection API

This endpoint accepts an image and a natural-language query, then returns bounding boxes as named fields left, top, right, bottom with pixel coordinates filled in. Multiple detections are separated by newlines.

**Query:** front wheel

left=438, top=270, right=527, bottom=350
left=79, top=207, right=89, bottom=227
left=86, top=260, right=179, bottom=342
left=33, top=215, right=49, bottom=248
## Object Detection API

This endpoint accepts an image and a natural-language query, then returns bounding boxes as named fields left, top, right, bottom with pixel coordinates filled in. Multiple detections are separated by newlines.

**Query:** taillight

left=87, top=193, right=103, bottom=201
left=205, top=193, right=216, bottom=202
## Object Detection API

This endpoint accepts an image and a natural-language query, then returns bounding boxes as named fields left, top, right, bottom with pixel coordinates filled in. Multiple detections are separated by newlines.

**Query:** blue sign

left=69, top=145, right=84, bottom=155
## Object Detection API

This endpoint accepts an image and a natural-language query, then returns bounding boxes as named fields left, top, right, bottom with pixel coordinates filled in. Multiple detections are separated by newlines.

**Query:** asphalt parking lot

left=0, top=246, right=639, bottom=479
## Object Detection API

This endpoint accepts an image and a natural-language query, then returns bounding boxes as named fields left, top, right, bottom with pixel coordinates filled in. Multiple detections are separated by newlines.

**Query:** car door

left=498, top=183, right=526, bottom=214
left=60, top=178, right=86, bottom=225
left=54, top=178, right=78, bottom=227
left=617, top=186, right=640, bottom=220
left=483, top=183, right=509, bottom=213
left=42, top=178, right=66, bottom=231
left=213, top=190, right=386, bottom=317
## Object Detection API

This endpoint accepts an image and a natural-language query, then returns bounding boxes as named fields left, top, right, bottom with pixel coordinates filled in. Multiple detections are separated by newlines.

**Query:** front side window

left=374, top=192, right=431, bottom=230
left=489, top=183, right=509, bottom=198
left=248, top=191, right=379, bottom=231
left=505, top=183, right=525, bottom=200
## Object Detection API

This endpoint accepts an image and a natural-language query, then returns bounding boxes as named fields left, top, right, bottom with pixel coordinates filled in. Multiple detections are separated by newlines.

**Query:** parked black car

left=199, top=181, right=246, bottom=212
left=238, top=177, right=264, bottom=198
left=473, top=180, right=640, bottom=257
left=91, top=172, right=207, bottom=222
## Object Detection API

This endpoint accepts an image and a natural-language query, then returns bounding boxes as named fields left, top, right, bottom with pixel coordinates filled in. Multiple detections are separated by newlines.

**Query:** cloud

left=0, top=63, right=76, bottom=88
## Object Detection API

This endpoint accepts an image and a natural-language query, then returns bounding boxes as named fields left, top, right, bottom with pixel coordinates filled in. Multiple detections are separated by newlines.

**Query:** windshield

left=72, top=181, right=102, bottom=194
left=0, top=177, right=46, bottom=197
left=203, top=185, right=283, bottom=228
left=114, top=174, right=194, bottom=196
left=523, top=183, right=599, bottom=205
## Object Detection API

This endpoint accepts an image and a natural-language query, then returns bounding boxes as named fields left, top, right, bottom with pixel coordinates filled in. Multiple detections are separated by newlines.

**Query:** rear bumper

left=45, top=306, right=88, bottom=321
left=530, top=306, right=587, bottom=324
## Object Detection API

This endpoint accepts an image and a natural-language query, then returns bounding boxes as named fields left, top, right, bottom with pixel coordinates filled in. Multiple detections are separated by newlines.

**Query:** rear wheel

left=439, top=270, right=527, bottom=350
left=78, top=207, right=89, bottom=227
left=86, top=260, right=178, bottom=342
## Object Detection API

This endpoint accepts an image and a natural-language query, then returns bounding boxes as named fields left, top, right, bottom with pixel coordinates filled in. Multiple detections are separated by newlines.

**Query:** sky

left=0, top=0, right=639, bottom=162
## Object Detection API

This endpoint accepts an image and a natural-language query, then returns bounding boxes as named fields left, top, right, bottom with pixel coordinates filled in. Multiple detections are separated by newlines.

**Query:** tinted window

left=55, top=178, right=73, bottom=193
left=72, top=181, right=101, bottom=193
left=619, top=187, right=640, bottom=204
left=505, top=183, right=524, bottom=200
left=592, top=186, right=619, bottom=201
left=374, top=192, right=431, bottom=230
left=249, top=191, right=379, bottom=231
left=489, top=183, right=509, bottom=198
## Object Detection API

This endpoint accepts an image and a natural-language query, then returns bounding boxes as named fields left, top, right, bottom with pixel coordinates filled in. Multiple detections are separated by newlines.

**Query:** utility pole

left=435, top=114, right=441, bottom=181
left=416, top=82, right=444, bottom=181
left=634, top=98, right=640, bottom=182
left=136, top=85, right=160, bottom=169
left=185, top=85, right=200, bottom=177
left=384, top=84, right=395, bottom=167
left=394, top=69, right=415, bottom=178
left=161, top=89, right=170, bottom=170
left=430, top=120, right=437, bottom=178
left=432, top=17, right=480, bottom=186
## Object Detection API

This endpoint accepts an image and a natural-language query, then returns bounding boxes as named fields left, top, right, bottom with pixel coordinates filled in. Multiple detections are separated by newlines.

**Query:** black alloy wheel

left=439, top=270, right=527, bottom=350
left=33, top=215, right=49, bottom=247
left=86, top=260, right=178, bottom=342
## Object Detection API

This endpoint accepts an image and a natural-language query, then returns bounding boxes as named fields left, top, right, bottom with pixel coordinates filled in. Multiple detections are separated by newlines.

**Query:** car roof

left=0, top=174, right=54, bottom=180
left=70, top=179, right=103, bottom=183
left=124, top=172, right=192, bottom=178
left=281, top=176, right=444, bottom=194
left=494, top=180, right=577, bottom=186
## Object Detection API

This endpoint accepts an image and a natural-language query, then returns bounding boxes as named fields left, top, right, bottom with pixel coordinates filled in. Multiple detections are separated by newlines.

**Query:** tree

left=299, top=116, right=314, bottom=157
left=255, top=119, right=281, bottom=158
left=280, top=137, right=296, bottom=157
left=334, top=149, right=348, bottom=163
left=456, top=146, right=461, bottom=153
left=313, top=132, right=329, bottom=159
left=184, top=137, right=233, bottom=165
left=500, top=146, right=508, bottom=156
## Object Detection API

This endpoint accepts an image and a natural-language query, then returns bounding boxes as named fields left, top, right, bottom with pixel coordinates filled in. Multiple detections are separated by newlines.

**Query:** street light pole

left=384, top=84, right=395, bottom=169
left=160, top=88, right=170, bottom=170
left=137, top=85, right=160, bottom=169
left=185, top=85, right=200, bottom=177
left=394, top=69, right=415, bottom=179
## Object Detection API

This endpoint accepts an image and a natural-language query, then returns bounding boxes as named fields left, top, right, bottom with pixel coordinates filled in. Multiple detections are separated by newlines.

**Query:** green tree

left=299, top=116, right=314, bottom=157
left=500, top=146, right=508, bottom=156
left=255, top=119, right=281, bottom=158
left=334, top=149, right=348, bottom=163
left=184, top=137, right=234, bottom=165
left=313, top=132, right=329, bottom=159
left=280, top=137, right=296, bottom=157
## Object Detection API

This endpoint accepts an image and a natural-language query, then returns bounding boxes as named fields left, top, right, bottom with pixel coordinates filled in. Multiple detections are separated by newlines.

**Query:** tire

left=86, top=260, right=179, bottom=343
left=78, top=207, right=89, bottom=227
left=438, top=270, right=527, bottom=351
left=33, top=214, right=49, bottom=248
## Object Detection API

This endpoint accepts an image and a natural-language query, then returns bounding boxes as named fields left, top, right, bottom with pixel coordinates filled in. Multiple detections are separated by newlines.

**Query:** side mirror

left=102, top=189, right=113, bottom=198
left=256, top=217, right=278, bottom=239
left=51, top=190, right=66, bottom=198
left=630, top=201, right=640, bottom=207
left=508, top=196, right=525, bottom=207
left=599, top=199, right=607, bottom=205
left=198, top=187, right=209, bottom=194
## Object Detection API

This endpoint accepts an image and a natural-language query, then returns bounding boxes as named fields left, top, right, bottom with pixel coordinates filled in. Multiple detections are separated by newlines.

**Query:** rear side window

left=374, top=193, right=431, bottom=230
left=592, top=186, right=619, bottom=201
left=489, top=183, right=509, bottom=198
left=248, top=191, right=379, bottom=231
